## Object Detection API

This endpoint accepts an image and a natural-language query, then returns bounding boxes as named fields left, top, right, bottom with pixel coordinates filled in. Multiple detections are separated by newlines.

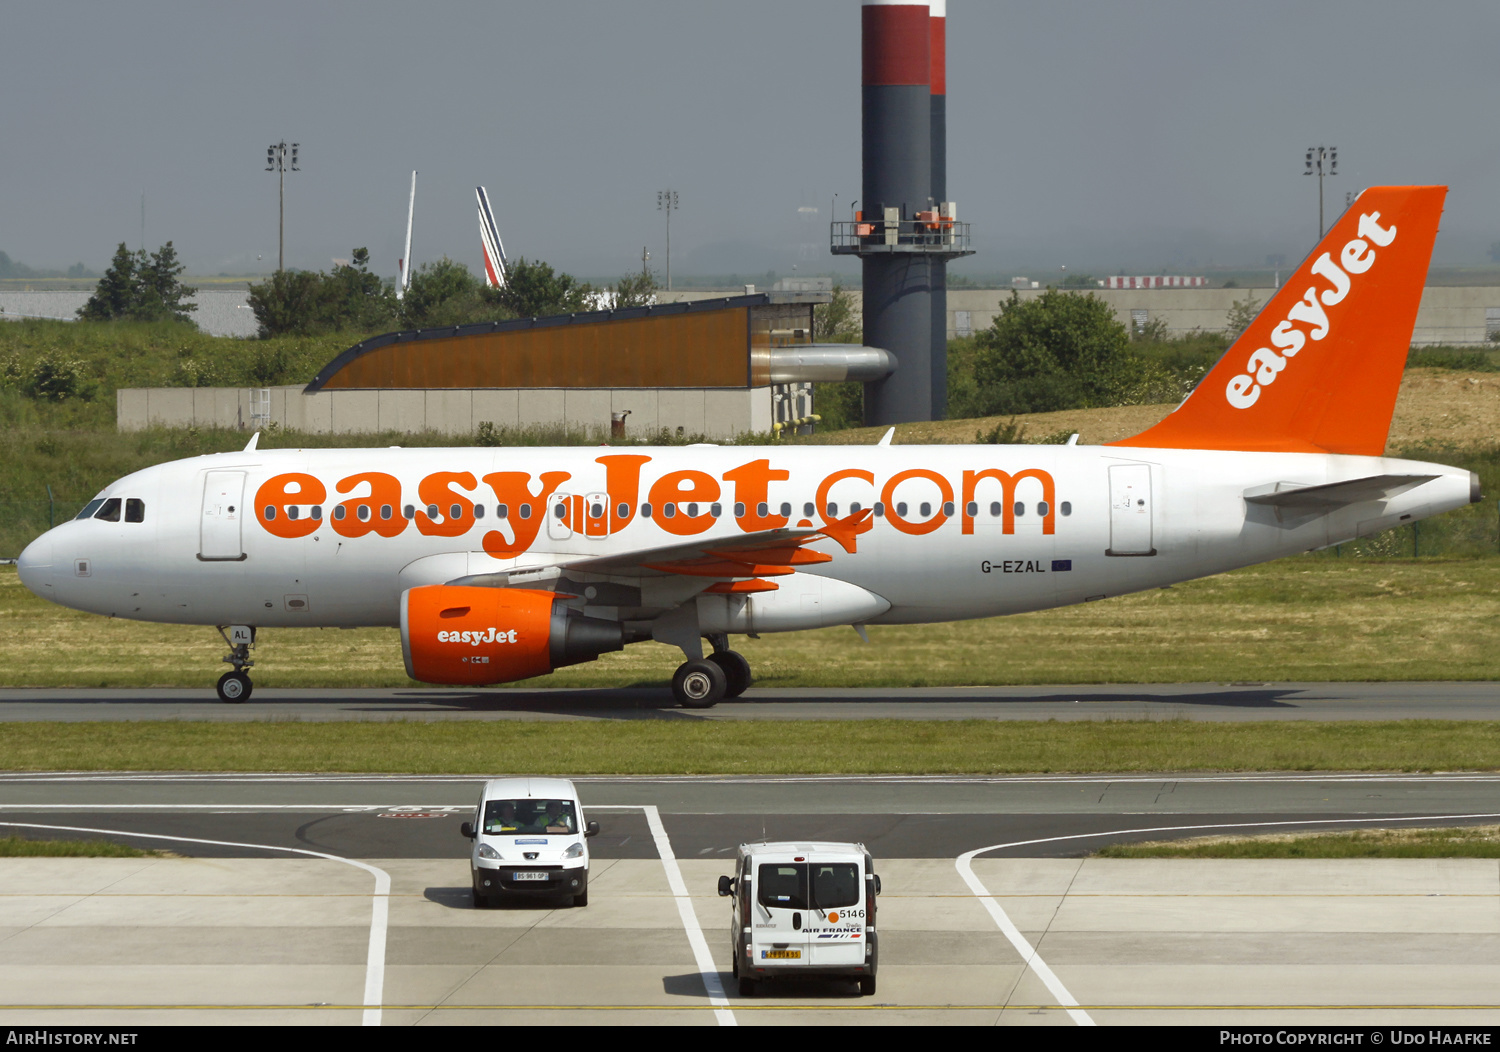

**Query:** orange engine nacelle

left=401, top=586, right=624, bottom=686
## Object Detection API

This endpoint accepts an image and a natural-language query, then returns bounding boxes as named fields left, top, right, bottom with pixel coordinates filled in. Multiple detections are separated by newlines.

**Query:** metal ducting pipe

left=758, top=345, right=898, bottom=385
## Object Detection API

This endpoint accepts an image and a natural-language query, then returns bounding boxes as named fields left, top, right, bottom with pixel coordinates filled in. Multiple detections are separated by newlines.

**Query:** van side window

left=125, top=498, right=145, bottom=523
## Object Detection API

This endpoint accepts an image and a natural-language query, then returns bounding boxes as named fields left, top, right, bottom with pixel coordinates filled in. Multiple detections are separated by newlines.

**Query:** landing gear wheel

left=216, top=670, right=252, bottom=703
left=858, top=974, right=876, bottom=996
left=672, top=659, right=727, bottom=708
left=738, top=977, right=758, bottom=998
left=708, top=650, right=752, bottom=698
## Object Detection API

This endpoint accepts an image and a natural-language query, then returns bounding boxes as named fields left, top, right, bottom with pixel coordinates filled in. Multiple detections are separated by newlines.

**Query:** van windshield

left=483, top=799, right=578, bottom=835
left=757, top=862, right=860, bottom=911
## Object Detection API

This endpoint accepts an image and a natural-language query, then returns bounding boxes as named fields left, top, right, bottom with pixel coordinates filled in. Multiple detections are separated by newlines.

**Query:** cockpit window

left=125, top=498, right=145, bottom=523
left=93, top=498, right=121, bottom=522
left=75, top=499, right=106, bottom=521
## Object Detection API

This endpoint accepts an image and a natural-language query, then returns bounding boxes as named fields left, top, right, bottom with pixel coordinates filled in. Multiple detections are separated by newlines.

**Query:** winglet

left=244, top=432, right=260, bottom=452
left=878, top=427, right=895, bottom=447
left=1109, top=186, right=1446, bottom=456
left=817, top=508, right=874, bottom=554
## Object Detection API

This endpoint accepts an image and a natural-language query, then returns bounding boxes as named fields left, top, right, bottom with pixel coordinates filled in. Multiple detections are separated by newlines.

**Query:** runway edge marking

left=638, top=804, right=737, bottom=1026
left=955, top=847, right=1096, bottom=1027
left=956, top=810, right=1500, bottom=1027
left=0, top=820, right=392, bottom=1027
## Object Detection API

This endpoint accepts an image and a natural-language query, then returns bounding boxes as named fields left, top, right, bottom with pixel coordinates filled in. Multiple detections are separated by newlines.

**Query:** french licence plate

left=512, top=871, right=548, bottom=881
left=762, top=950, right=800, bottom=960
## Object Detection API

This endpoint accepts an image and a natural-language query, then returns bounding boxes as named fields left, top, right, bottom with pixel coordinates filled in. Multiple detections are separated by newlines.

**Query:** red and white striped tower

left=859, top=1, right=933, bottom=425
left=835, top=2, right=971, bottom=425
left=928, top=0, right=948, bottom=419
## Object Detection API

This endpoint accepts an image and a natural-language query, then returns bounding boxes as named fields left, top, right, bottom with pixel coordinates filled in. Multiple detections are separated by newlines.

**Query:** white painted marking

left=955, top=848, right=1095, bottom=1026
left=642, top=805, right=736, bottom=1026
left=0, top=820, right=392, bottom=1027
left=958, top=811, right=1500, bottom=1025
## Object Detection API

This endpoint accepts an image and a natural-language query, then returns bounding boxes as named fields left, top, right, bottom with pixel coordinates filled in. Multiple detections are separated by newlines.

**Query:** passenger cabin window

left=94, top=498, right=122, bottom=522
left=125, top=499, right=145, bottom=523
left=1061, top=501, right=1072, bottom=516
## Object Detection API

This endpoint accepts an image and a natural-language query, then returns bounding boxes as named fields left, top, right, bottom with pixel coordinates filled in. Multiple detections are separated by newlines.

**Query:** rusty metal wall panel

left=321, top=308, right=750, bottom=390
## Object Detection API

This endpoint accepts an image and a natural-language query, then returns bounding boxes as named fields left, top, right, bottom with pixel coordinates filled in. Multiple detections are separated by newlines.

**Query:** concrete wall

left=666, top=286, right=1500, bottom=345
left=116, top=386, right=774, bottom=441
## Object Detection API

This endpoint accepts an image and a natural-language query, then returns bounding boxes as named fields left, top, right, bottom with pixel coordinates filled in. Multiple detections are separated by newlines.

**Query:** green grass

left=4, top=557, right=1500, bottom=689
left=1097, top=825, right=1500, bottom=859
left=0, top=835, right=156, bottom=857
left=2, top=719, right=1500, bottom=775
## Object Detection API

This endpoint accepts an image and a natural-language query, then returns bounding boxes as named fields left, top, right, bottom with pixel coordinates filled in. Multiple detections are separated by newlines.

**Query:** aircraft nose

left=16, top=533, right=54, bottom=596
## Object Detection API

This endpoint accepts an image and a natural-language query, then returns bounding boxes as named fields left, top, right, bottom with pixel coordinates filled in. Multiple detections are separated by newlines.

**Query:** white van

left=717, top=840, right=880, bottom=997
left=461, top=777, right=598, bottom=908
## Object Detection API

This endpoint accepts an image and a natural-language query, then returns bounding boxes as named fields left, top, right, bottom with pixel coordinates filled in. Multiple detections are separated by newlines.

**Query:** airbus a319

left=16, top=186, right=1476, bottom=706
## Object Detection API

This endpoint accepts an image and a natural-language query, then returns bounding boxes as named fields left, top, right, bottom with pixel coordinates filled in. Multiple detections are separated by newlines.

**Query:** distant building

left=1104, top=276, right=1208, bottom=289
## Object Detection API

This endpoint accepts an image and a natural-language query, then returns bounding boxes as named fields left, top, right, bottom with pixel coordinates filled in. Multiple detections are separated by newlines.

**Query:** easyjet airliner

left=15, top=187, right=1478, bottom=706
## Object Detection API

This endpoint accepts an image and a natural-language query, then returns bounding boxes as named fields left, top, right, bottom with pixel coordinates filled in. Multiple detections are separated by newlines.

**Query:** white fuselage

left=15, top=443, right=1475, bottom=634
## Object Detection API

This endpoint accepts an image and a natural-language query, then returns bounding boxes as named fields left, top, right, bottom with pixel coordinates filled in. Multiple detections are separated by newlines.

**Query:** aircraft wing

left=449, top=510, right=872, bottom=591
left=1244, top=474, right=1439, bottom=511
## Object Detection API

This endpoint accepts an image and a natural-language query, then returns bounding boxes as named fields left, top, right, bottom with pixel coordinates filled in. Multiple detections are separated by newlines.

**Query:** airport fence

left=5, top=495, right=1500, bottom=563
left=1, top=498, right=88, bottom=560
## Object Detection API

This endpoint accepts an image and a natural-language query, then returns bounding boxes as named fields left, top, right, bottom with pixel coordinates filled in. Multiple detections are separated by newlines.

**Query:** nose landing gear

left=215, top=625, right=256, bottom=703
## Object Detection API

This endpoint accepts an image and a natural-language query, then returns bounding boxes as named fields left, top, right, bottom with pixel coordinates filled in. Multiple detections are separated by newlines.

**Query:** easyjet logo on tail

left=1225, top=211, right=1397, bottom=410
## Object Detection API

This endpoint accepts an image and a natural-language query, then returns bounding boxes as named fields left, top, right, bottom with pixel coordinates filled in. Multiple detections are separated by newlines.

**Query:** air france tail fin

left=1109, top=185, right=1446, bottom=456
left=476, top=186, right=508, bottom=289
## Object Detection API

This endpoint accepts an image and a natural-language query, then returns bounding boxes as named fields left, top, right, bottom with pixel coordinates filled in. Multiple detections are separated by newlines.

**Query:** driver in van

left=542, top=800, right=574, bottom=833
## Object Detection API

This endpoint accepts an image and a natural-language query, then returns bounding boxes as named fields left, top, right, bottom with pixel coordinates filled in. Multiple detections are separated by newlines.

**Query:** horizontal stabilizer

left=1244, top=474, right=1438, bottom=511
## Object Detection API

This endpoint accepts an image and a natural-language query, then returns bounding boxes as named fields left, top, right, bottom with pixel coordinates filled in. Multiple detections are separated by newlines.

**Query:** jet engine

left=401, top=585, right=623, bottom=686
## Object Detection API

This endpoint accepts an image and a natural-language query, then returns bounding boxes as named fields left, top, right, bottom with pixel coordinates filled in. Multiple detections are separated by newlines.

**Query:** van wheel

left=858, top=974, right=876, bottom=996
left=738, top=977, right=758, bottom=998
left=572, top=889, right=588, bottom=908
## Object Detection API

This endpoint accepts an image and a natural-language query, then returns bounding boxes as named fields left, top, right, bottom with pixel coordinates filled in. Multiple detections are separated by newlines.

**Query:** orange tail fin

left=1109, top=185, right=1446, bottom=455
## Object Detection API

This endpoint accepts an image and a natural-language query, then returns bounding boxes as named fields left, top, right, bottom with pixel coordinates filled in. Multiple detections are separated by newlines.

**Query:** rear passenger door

left=756, top=862, right=811, bottom=967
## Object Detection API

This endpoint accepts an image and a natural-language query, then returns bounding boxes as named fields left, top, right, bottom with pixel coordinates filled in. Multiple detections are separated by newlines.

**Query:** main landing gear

left=216, top=625, right=255, bottom=703
left=671, top=634, right=752, bottom=709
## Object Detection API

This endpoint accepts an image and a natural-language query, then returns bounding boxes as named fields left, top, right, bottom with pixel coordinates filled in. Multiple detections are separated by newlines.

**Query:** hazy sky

left=3, top=1, right=1497, bottom=279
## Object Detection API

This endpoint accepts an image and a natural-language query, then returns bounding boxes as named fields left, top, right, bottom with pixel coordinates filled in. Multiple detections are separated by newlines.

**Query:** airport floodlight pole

left=658, top=189, right=678, bottom=291
left=1304, top=145, right=1337, bottom=239
left=265, top=141, right=301, bottom=272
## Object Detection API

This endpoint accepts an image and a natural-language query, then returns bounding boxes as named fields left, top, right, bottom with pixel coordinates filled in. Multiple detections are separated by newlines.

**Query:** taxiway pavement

left=2, top=774, right=1499, bottom=1026
left=4, top=681, right=1500, bottom=721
